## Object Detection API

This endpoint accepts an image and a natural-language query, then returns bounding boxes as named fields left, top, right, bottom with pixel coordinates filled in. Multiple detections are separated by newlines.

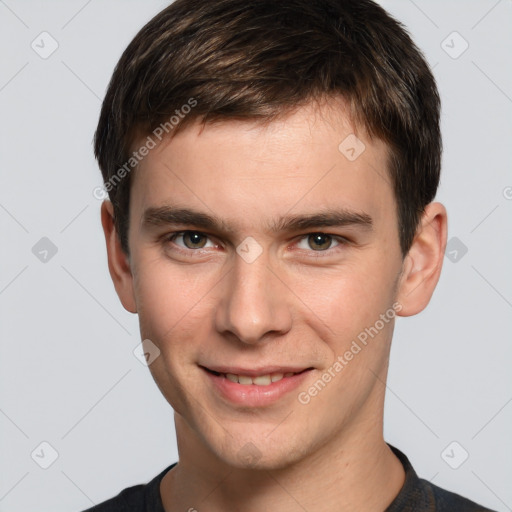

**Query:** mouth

left=202, top=366, right=311, bottom=385
left=200, top=365, right=314, bottom=406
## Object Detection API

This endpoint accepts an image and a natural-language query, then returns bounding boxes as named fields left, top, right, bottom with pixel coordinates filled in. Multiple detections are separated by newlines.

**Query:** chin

left=224, top=448, right=299, bottom=471
left=210, top=430, right=311, bottom=471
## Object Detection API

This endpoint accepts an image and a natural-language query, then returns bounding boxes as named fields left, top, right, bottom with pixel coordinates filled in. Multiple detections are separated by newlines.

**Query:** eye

left=296, top=233, right=342, bottom=252
left=168, top=231, right=215, bottom=250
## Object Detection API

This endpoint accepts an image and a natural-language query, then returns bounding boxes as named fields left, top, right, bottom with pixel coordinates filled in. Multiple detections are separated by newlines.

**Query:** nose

left=214, top=247, right=292, bottom=345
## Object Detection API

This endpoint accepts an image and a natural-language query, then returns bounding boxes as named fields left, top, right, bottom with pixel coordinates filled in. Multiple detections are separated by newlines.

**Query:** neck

left=161, top=400, right=405, bottom=511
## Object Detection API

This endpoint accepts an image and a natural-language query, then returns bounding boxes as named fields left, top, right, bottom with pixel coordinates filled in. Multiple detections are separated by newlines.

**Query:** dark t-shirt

left=82, top=445, right=495, bottom=511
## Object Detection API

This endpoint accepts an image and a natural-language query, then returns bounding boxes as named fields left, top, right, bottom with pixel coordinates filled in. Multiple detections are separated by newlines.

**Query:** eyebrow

left=141, top=205, right=373, bottom=234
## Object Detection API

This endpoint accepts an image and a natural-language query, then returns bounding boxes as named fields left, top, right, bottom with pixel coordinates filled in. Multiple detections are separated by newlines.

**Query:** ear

left=100, top=200, right=137, bottom=313
left=396, top=202, right=447, bottom=317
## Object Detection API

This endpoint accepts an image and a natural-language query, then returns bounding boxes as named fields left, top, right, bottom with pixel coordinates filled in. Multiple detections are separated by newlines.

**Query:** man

left=86, top=0, right=495, bottom=510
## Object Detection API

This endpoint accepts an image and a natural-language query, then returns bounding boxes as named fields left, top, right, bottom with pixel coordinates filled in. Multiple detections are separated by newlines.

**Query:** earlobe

left=100, top=200, right=137, bottom=314
left=396, top=202, right=447, bottom=317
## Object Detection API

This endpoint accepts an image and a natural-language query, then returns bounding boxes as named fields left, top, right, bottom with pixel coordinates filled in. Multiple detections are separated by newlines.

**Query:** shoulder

left=81, top=484, right=146, bottom=512
left=387, top=445, right=496, bottom=512
left=80, top=463, right=176, bottom=512
left=426, top=480, right=496, bottom=512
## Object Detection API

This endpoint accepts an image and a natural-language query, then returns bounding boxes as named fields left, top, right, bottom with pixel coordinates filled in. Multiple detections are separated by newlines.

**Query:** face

left=119, top=100, right=408, bottom=470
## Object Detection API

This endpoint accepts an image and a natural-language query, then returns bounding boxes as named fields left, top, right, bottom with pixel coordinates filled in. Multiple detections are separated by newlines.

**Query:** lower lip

left=202, top=368, right=312, bottom=407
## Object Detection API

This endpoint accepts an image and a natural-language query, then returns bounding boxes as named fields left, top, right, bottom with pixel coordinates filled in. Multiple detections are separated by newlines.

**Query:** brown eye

left=307, top=233, right=334, bottom=251
left=181, top=231, right=208, bottom=249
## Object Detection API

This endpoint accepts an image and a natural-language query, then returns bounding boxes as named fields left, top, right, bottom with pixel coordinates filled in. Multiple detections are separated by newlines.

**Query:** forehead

left=130, top=101, right=395, bottom=234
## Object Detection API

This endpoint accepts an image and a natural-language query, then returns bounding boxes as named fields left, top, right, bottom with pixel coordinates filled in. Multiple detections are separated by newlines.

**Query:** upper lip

left=200, top=365, right=312, bottom=377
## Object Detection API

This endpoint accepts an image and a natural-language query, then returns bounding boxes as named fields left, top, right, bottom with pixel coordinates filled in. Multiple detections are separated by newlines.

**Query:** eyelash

left=162, top=231, right=350, bottom=258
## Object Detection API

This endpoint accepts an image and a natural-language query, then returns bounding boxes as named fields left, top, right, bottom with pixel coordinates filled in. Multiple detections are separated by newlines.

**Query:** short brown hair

left=94, top=0, right=441, bottom=257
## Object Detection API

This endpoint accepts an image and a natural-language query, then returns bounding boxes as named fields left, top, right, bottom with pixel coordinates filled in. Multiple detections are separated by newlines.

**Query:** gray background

left=1, top=1, right=511, bottom=510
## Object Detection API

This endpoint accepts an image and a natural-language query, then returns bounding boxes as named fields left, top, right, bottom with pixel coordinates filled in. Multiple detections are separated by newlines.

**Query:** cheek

left=291, top=259, right=397, bottom=342
left=132, top=256, right=202, bottom=351
left=132, top=258, right=218, bottom=412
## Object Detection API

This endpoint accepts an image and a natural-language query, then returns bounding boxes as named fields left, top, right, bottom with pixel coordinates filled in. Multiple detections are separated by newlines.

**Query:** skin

left=101, top=99, right=447, bottom=511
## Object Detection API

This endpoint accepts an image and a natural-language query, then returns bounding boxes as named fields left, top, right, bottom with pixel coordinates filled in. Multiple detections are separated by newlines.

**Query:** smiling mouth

left=202, top=367, right=312, bottom=386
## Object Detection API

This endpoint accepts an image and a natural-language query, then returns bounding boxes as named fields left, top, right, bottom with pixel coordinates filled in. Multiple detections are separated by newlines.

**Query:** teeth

left=223, top=372, right=294, bottom=385
left=238, top=375, right=253, bottom=385
left=252, top=375, right=271, bottom=386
